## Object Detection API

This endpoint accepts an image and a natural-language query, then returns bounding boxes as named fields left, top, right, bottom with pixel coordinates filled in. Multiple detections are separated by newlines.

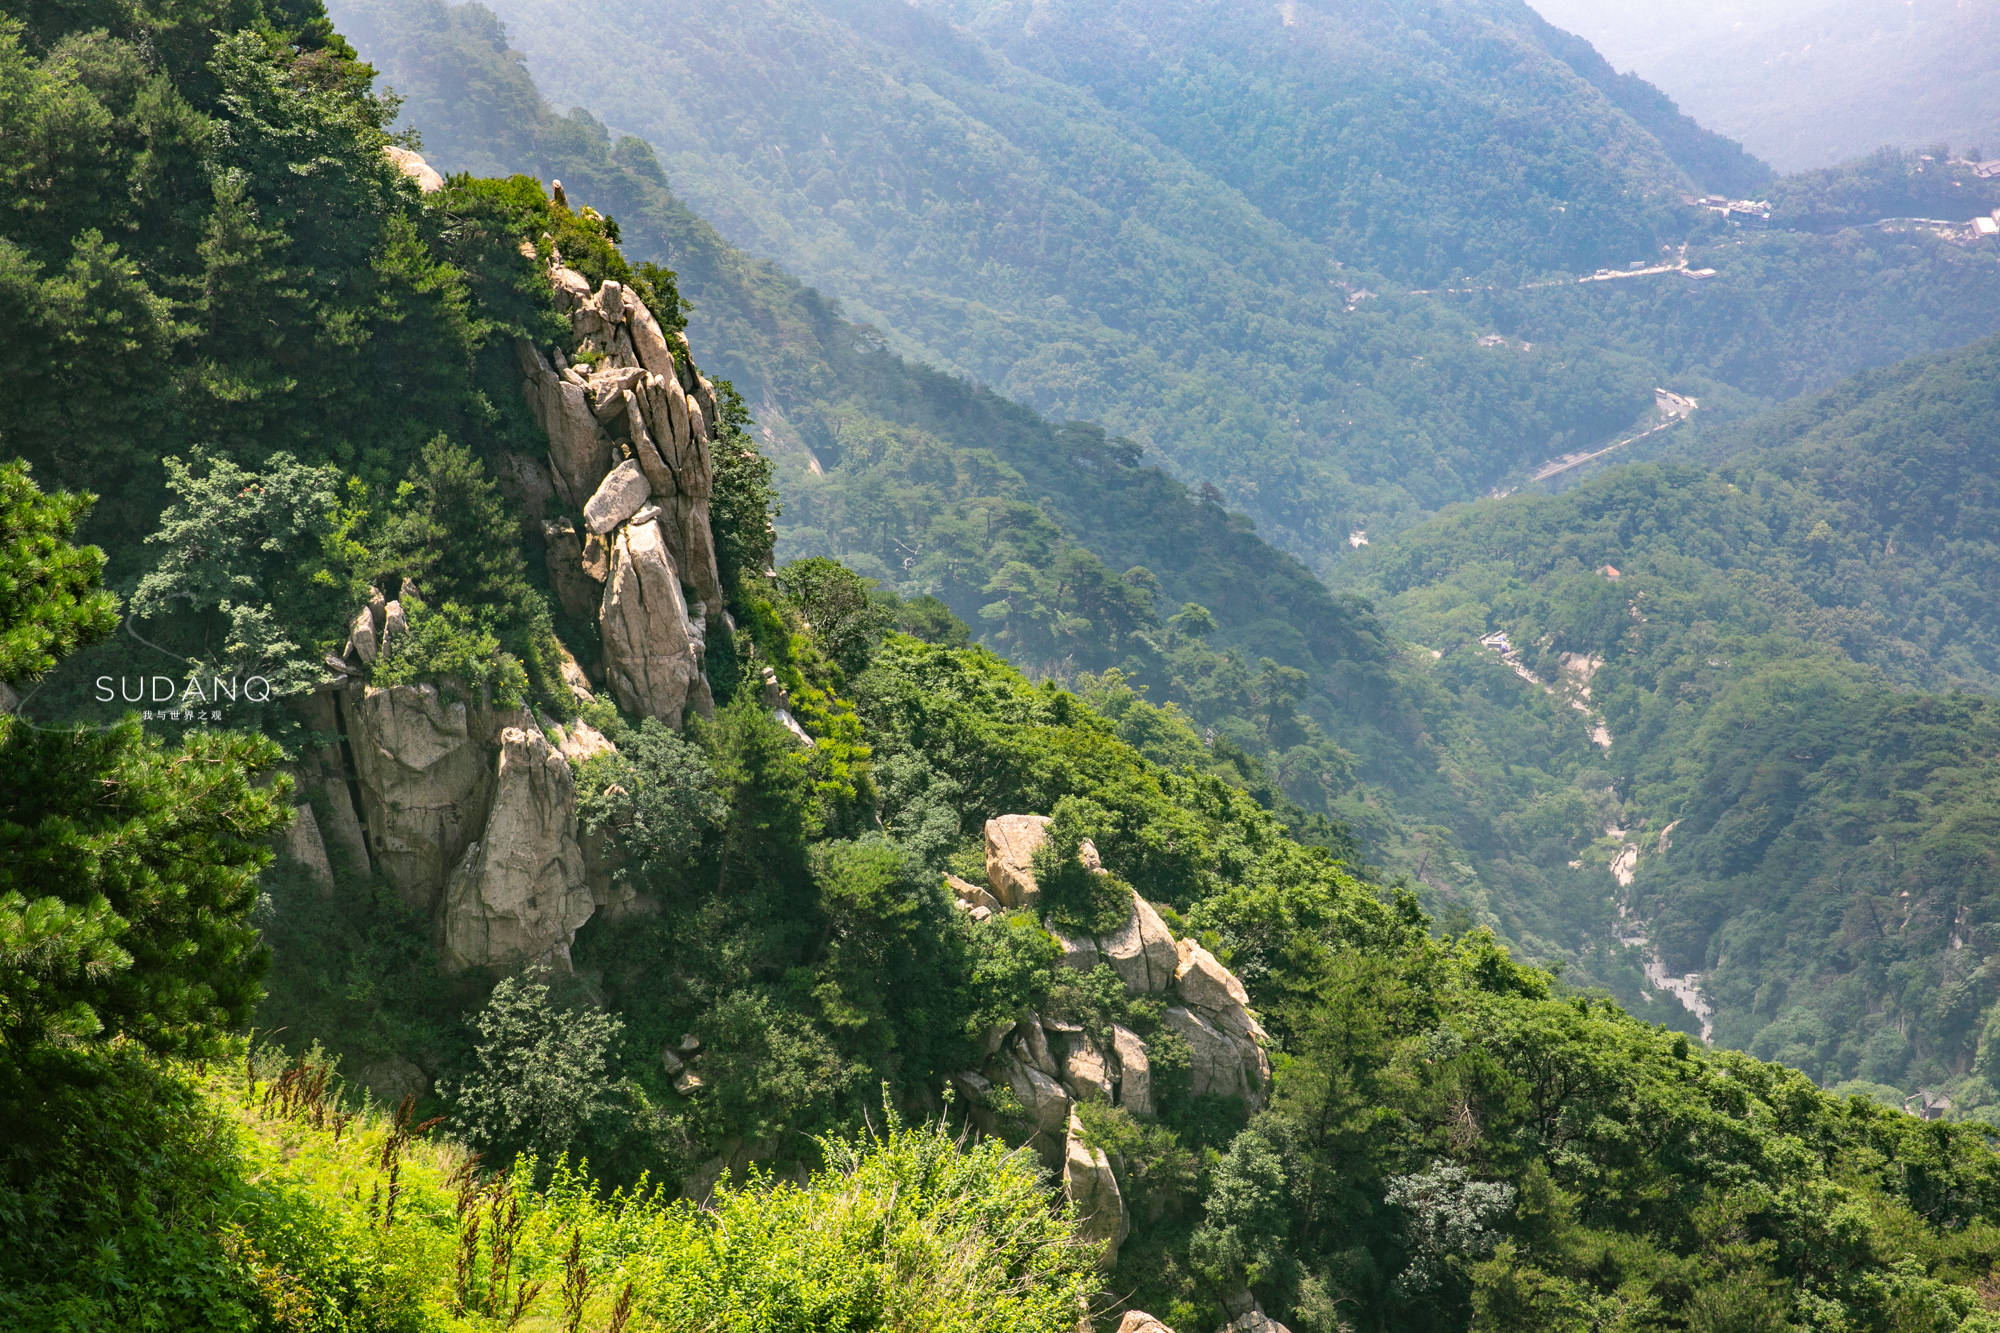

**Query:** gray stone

left=382, top=146, right=443, bottom=193
left=1116, top=1315, right=1176, bottom=1333
left=993, top=1046, right=1071, bottom=1139
left=438, top=726, right=593, bottom=972
left=1175, top=937, right=1268, bottom=1042
left=543, top=520, right=602, bottom=622
left=1051, top=926, right=1101, bottom=973
left=984, top=814, right=1052, bottom=909
left=516, top=339, right=614, bottom=508
left=946, top=873, right=1003, bottom=915
left=556, top=718, right=616, bottom=763
left=348, top=605, right=378, bottom=665
left=381, top=599, right=408, bottom=652
left=626, top=294, right=681, bottom=383
left=1063, top=1111, right=1129, bottom=1270
left=343, top=684, right=493, bottom=910
left=600, top=519, right=703, bottom=726
left=283, top=801, right=335, bottom=894
left=1111, top=1024, right=1152, bottom=1115
left=1098, top=891, right=1180, bottom=994
left=582, top=459, right=651, bottom=535
left=1061, top=1030, right=1113, bottom=1104
left=1160, top=1005, right=1268, bottom=1108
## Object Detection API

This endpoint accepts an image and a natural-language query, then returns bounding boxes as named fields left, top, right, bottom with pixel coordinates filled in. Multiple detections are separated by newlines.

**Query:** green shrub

left=371, top=599, right=527, bottom=707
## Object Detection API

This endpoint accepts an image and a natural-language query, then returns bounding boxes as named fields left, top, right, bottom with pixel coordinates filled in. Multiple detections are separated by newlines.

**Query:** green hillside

left=20, top=2, right=2000, bottom=1329
left=326, top=0, right=1698, bottom=976
left=1347, top=333, right=2000, bottom=1102
left=333, top=0, right=2000, bottom=569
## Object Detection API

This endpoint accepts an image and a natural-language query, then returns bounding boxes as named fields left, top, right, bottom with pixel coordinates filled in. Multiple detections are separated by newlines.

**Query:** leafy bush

left=445, top=969, right=624, bottom=1167
left=370, top=598, right=527, bottom=706
left=573, top=717, right=727, bottom=885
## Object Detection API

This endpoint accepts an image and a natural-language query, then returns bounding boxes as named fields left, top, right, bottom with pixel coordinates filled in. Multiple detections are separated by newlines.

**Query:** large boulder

left=515, top=339, right=614, bottom=507
left=343, top=684, right=493, bottom=910
left=286, top=690, right=370, bottom=879
left=382, top=145, right=443, bottom=193
left=985, top=814, right=1052, bottom=908
left=439, top=727, right=593, bottom=971
left=1117, top=1316, right=1176, bottom=1333
left=1110, top=1024, right=1152, bottom=1115
left=600, top=518, right=704, bottom=726
left=582, top=458, right=651, bottom=535
left=991, top=1044, right=1071, bottom=1138
left=1063, top=1112, right=1129, bottom=1271
left=1059, top=1028, right=1113, bottom=1104
left=282, top=802, right=335, bottom=894
left=543, top=520, right=602, bottom=622
left=946, top=873, right=1002, bottom=916
left=1175, top=938, right=1269, bottom=1043
left=1160, top=1005, right=1269, bottom=1109
left=1098, top=891, right=1180, bottom=994
left=1051, top=925, right=1101, bottom=972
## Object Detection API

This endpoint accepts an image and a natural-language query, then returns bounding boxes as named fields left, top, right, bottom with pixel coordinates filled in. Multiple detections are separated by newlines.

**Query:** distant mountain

left=1347, top=333, right=2000, bottom=1097
left=335, top=0, right=1706, bottom=964
left=342, top=0, right=2000, bottom=575
left=1530, top=0, right=2000, bottom=172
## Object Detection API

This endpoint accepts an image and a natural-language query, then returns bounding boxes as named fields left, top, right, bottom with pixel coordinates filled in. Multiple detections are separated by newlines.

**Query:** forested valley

left=11, top=1, right=2000, bottom=1332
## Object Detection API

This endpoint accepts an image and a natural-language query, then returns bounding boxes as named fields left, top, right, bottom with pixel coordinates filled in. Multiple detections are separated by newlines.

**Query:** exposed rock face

left=1060, top=1028, right=1113, bottom=1103
left=1051, top=925, right=1102, bottom=972
left=1176, top=939, right=1267, bottom=1041
left=524, top=257, right=725, bottom=616
left=946, top=873, right=1003, bottom=916
left=989, top=1043, right=1072, bottom=1161
left=516, top=340, right=614, bottom=508
left=1111, top=1024, right=1152, bottom=1115
left=382, top=145, right=444, bottom=193
left=1161, top=1005, right=1268, bottom=1106
left=1099, top=892, right=1180, bottom=994
left=600, top=518, right=705, bottom=726
left=556, top=718, right=616, bottom=763
left=287, top=690, right=370, bottom=880
left=282, top=802, right=334, bottom=893
left=348, top=606, right=379, bottom=665
left=439, top=727, right=593, bottom=971
left=985, top=813, right=1052, bottom=908
left=1116, top=1315, right=1176, bottom=1333
left=1222, top=1307, right=1294, bottom=1333
left=542, top=519, right=601, bottom=622
left=1063, top=1111, right=1129, bottom=1270
left=583, top=457, right=651, bottom=535
left=955, top=818, right=1271, bottom=1137
left=343, top=684, right=493, bottom=910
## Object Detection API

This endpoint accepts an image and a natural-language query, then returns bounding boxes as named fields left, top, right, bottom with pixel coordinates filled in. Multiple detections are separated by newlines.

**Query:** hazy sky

left=1527, top=0, right=2000, bottom=171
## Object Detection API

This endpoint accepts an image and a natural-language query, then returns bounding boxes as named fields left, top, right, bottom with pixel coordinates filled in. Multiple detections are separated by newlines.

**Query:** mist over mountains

left=1530, top=0, right=2000, bottom=171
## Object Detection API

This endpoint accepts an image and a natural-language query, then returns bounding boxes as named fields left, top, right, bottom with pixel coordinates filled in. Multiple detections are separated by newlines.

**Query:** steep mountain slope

left=1346, top=333, right=2000, bottom=1103
left=339, top=0, right=2000, bottom=573
left=1529, top=0, right=2000, bottom=172
left=20, top=4, right=2000, bottom=1331
left=331, top=0, right=1692, bottom=968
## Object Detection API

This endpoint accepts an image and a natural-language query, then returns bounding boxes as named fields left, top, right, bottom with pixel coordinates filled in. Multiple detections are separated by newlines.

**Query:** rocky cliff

left=279, top=160, right=734, bottom=974
left=955, top=814, right=1272, bottom=1272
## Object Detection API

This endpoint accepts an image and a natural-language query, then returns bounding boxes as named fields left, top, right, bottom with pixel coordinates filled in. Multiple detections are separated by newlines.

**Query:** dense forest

left=335, top=0, right=2000, bottom=570
left=321, top=0, right=1693, bottom=996
left=15, top=1, right=2000, bottom=1331
left=1347, top=332, right=2000, bottom=1103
